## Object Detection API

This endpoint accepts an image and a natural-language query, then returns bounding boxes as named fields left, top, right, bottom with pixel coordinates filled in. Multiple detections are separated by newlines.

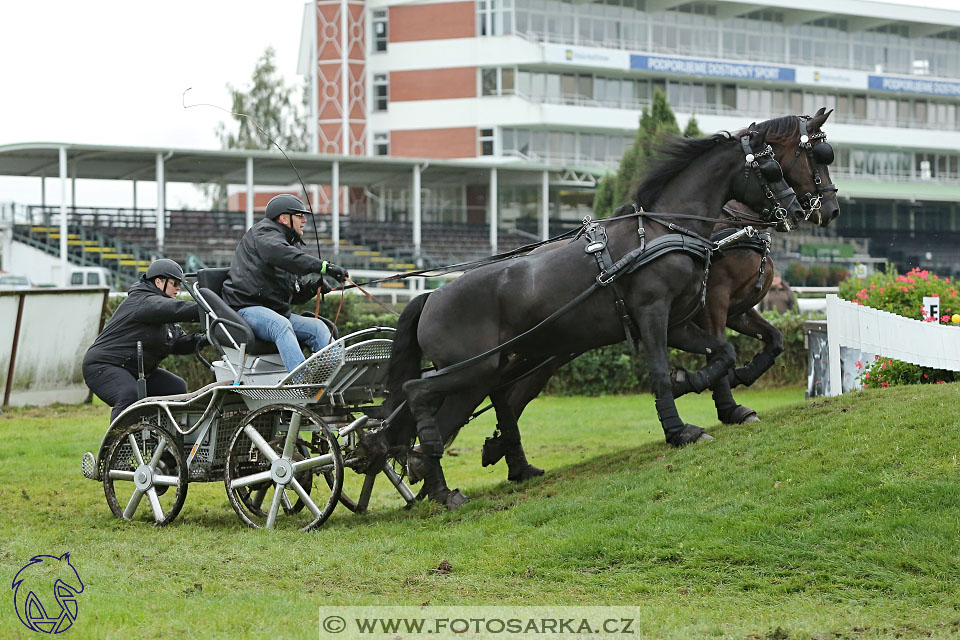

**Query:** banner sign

left=630, top=54, right=795, bottom=82
left=868, top=74, right=960, bottom=97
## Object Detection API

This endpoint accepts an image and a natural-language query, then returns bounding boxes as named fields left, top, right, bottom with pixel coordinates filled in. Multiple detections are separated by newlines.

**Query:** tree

left=684, top=115, right=703, bottom=137
left=203, top=47, right=309, bottom=209
left=592, top=89, right=682, bottom=218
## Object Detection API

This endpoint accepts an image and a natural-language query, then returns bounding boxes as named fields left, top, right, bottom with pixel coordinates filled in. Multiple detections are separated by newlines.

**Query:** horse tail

left=386, top=291, right=430, bottom=404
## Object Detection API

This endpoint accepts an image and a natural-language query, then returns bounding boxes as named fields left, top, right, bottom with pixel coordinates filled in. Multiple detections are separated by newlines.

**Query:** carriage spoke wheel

left=103, top=423, right=188, bottom=526
left=225, top=404, right=342, bottom=531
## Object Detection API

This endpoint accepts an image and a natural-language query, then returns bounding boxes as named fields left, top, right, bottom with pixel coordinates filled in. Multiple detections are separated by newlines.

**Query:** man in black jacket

left=82, top=259, right=204, bottom=424
left=221, top=194, right=348, bottom=372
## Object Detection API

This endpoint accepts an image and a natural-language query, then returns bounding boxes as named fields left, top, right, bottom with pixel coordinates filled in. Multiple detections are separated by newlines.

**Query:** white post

left=156, top=152, right=165, bottom=253
left=245, top=156, right=254, bottom=229
left=489, top=168, right=498, bottom=254
left=132, top=180, right=137, bottom=212
left=540, top=170, right=549, bottom=241
left=340, top=0, right=349, bottom=155
left=41, top=175, right=46, bottom=210
left=332, top=160, right=340, bottom=254
left=70, top=163, right=77, bottom=208
left=412, top=164, right=422, bottom=258
left=59, top=147, right=68, bottom=286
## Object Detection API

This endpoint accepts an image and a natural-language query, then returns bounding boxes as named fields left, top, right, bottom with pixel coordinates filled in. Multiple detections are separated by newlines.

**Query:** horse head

left=757, top=107, right=840, bottom=226
left=732, top=127, right=805, bottom=232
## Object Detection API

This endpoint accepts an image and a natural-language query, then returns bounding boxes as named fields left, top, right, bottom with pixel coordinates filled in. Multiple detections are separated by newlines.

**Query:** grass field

left=1, top=385, right=959, bottom=639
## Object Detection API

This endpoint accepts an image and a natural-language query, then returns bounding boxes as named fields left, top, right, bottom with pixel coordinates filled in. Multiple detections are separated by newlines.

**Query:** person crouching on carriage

left=221, top=194, right=349, bottom=372
left=82, top=259, right=206, bottom=424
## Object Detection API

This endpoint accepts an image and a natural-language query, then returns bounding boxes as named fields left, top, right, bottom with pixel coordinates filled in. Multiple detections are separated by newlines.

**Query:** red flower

left=881, top=381, right=890, bottom=388
left=855, top=360, right=863, bottom=369
left=937, top=380, right=946, bottom=384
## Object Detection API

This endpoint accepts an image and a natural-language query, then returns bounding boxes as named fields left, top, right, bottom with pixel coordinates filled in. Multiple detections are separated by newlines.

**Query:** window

left=373, top=74, right=388, bottom=112
left=482, top=69, right=498, bottom=96
left=372, top=10, right=388, bottom=52
left=70, top=273, right=83, bottom=285
left=373, top=132, right=389, bottom=156
left=481, top=67, right=516, bottom=97
left=479, top=128, right=495, bottom=156
left=87, top=273, right=100, bottom=285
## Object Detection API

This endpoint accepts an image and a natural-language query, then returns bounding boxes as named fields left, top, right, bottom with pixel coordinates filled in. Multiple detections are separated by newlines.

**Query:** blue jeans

left=237, top=306, right=332, bottom=372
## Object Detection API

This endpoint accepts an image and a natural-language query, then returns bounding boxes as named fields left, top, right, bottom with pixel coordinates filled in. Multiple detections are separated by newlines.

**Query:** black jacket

left=221, top=217, right=326, bottom=317
left=83, top=279, right=201, bottom=376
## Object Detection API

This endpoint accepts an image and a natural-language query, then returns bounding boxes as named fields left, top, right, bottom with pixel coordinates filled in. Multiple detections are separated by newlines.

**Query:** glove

left=322, top=261, right=349, bottom=283
left=194, top=333, right=209, bottom=348
left=319, top=279, right=332, bottom=295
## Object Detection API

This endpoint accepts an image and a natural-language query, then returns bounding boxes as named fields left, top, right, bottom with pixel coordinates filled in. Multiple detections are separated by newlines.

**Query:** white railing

left=825, top=294, right=960, bottom=396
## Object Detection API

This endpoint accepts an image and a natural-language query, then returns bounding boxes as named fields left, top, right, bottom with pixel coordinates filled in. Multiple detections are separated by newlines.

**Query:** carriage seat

left=195, top=268, right=337, bottom=358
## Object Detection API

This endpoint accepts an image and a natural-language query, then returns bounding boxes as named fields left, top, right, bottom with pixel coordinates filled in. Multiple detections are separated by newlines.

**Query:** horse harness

left=784, top=115, right=837, bottom=220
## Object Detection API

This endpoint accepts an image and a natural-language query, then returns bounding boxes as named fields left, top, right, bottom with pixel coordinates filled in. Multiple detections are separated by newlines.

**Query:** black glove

left=319, top=279, right=332, bottom=295
left=194, top=333, right=209, bottom=348
left=323, top=261, right=349, bottom=283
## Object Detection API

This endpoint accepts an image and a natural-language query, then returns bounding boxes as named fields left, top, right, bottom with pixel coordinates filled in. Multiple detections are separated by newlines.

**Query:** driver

left=82, top=259, right=205, bottom=423
left=221, top=194, right=348, bottom=372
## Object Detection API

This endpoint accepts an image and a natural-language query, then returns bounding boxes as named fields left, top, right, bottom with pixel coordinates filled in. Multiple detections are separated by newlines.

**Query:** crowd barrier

left=1, top=288, right=109, bottom=406
left=825, top=294, right=960, bottom=396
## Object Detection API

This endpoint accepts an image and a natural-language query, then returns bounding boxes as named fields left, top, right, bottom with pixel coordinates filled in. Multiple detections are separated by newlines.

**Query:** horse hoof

left=666, top=424, right=710, bottom=447
left=444, top=489, right=469, bottom=510
left=720, top=405, right=759, bottom=425
left=406, top=450, right=435, bottom=485
left=508, top=464, right=545, bottom=482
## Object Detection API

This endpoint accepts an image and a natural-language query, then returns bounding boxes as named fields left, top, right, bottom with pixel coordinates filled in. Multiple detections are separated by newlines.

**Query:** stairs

left=13, top=224, right=153, bottom=288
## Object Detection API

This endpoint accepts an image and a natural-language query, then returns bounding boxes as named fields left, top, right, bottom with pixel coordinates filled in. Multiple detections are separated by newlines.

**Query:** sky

left=0, top=0, right=958, bottom=209
left=0, top=1, right=309, bottom=209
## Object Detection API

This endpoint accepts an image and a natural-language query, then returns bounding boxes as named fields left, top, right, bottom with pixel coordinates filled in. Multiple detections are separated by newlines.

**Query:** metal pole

left=156, top=152, right=165, bottom=254
left=132, top=180, right=137, bottom=212
left=311, top=2, right=319, bottom=156
left=489, top=168, right=498, bottom=254
left=540, top=170, right=549, bottom=241
left=412, top=164, right=421, bottom=258
left=59, top=147, right=68, bottom=286
left=41, top=175, right=46, bottom=210
left=332, top=161, right=340, bottom=255
left=246, top=156, right=254, bottom=230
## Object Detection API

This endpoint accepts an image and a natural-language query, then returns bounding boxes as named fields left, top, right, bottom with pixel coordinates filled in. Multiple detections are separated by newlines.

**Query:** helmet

left=145, top=259, right=184, bottom=283
left=265, top=194, right=312, bottom=220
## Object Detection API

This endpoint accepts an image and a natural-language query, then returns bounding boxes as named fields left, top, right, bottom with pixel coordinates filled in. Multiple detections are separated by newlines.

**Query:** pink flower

left=937, top=380, right=946, bottom=384
left=881, top=381, right=890, bottom=388
left=864, top=372, right=870, bottom=379
left=875, top=355, right=881, bottom=360
left=870, top=284, right=877, bottom=290
left=923, top=374, right=928, bottom=379
left=855, top=360, right=863, bottom=369
left=942, top=315, right=951, bottom=322
left=881, top=361, right=887, bottom=369
left=856, top=291, right=868, bottom=300
left=925, top=316, right=937, bottom=322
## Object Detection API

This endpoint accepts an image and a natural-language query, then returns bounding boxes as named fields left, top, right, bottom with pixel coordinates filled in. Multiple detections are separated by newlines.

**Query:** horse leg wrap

left=713, top=385, right=758, bottom=424
left=416, top=423, right=444, bottom=458
left=730, top=350, right=776, bottom=388
left=656, top=396, right=685, bottom=437
left=681, top=353, right=730, bottom=395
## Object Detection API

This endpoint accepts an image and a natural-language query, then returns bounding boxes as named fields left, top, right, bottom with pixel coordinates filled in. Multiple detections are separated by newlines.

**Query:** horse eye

left=812, top=143, right=835, bottom=165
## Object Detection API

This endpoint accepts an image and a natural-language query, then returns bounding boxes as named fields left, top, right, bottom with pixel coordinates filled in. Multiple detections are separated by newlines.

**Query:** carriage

left=79, top=268, right=414, bottom=531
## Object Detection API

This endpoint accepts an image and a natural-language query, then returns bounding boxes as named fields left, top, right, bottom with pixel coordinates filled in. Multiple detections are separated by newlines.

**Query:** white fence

left=1, top=288, right=109, bottom=406
left=825, top=294, right=960, bottom=396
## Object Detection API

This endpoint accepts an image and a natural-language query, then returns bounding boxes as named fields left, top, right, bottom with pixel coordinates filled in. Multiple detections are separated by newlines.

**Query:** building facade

left=302, top=0, right=960, bottom=272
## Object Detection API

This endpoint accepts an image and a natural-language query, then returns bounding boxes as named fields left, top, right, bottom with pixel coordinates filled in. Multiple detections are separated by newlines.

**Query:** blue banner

left=631, top=54, right=795, bottom=82
left=868, top=75, right=960, bottom=97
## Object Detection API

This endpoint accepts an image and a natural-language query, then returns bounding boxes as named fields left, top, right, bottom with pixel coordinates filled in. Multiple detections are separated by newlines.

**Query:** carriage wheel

left=235, top=440, right=314, bottom=517
left=103, top=423, right=188, bottom=526
left=225, top=404, right=342, bottom=531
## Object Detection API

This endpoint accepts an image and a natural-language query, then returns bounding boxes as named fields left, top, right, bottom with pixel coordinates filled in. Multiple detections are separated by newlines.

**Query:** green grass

left=2, top=386, right=960, bottom=639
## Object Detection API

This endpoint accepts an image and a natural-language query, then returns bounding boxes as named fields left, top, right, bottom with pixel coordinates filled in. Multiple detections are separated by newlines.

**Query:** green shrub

left=839, top=266, right=960, bottom=389
left=784, top=262, right=808, bottom=286
left=545, top=310, right=810, bottom=396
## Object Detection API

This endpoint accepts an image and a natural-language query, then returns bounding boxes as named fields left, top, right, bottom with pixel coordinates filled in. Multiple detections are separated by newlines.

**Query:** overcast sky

left=0, top=0, right=957, bottom=208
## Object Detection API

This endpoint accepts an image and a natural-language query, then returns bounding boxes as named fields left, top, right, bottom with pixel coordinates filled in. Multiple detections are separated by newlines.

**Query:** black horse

left=372, top=128, right=805, bottom=508
left=480, top=110, right=840, bottom=482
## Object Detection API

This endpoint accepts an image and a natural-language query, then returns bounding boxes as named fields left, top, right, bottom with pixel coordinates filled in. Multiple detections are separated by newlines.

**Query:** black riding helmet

left=265, top=194, right=313, bottom=220
left=144, top=258, right=184, bottom=283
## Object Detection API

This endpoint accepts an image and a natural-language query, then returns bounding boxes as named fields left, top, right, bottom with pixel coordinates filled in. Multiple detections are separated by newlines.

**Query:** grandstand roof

left=0, top=142, right=600, bottom=188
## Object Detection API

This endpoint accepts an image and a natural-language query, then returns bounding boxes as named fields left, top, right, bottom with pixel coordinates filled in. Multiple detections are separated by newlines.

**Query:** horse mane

left=633, top=134, right=733, bottom=207
left=736, top=114, right=804, bottom=146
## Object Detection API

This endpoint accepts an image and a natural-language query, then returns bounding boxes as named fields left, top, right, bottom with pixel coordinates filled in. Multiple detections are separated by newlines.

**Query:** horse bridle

left=739, top=133, right=798, bottom=232
left=785, top=115, right=838, bottom=221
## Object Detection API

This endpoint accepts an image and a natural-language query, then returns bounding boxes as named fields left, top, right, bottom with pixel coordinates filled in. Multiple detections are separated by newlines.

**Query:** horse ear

left=810, top=108, right=833, bottom=129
